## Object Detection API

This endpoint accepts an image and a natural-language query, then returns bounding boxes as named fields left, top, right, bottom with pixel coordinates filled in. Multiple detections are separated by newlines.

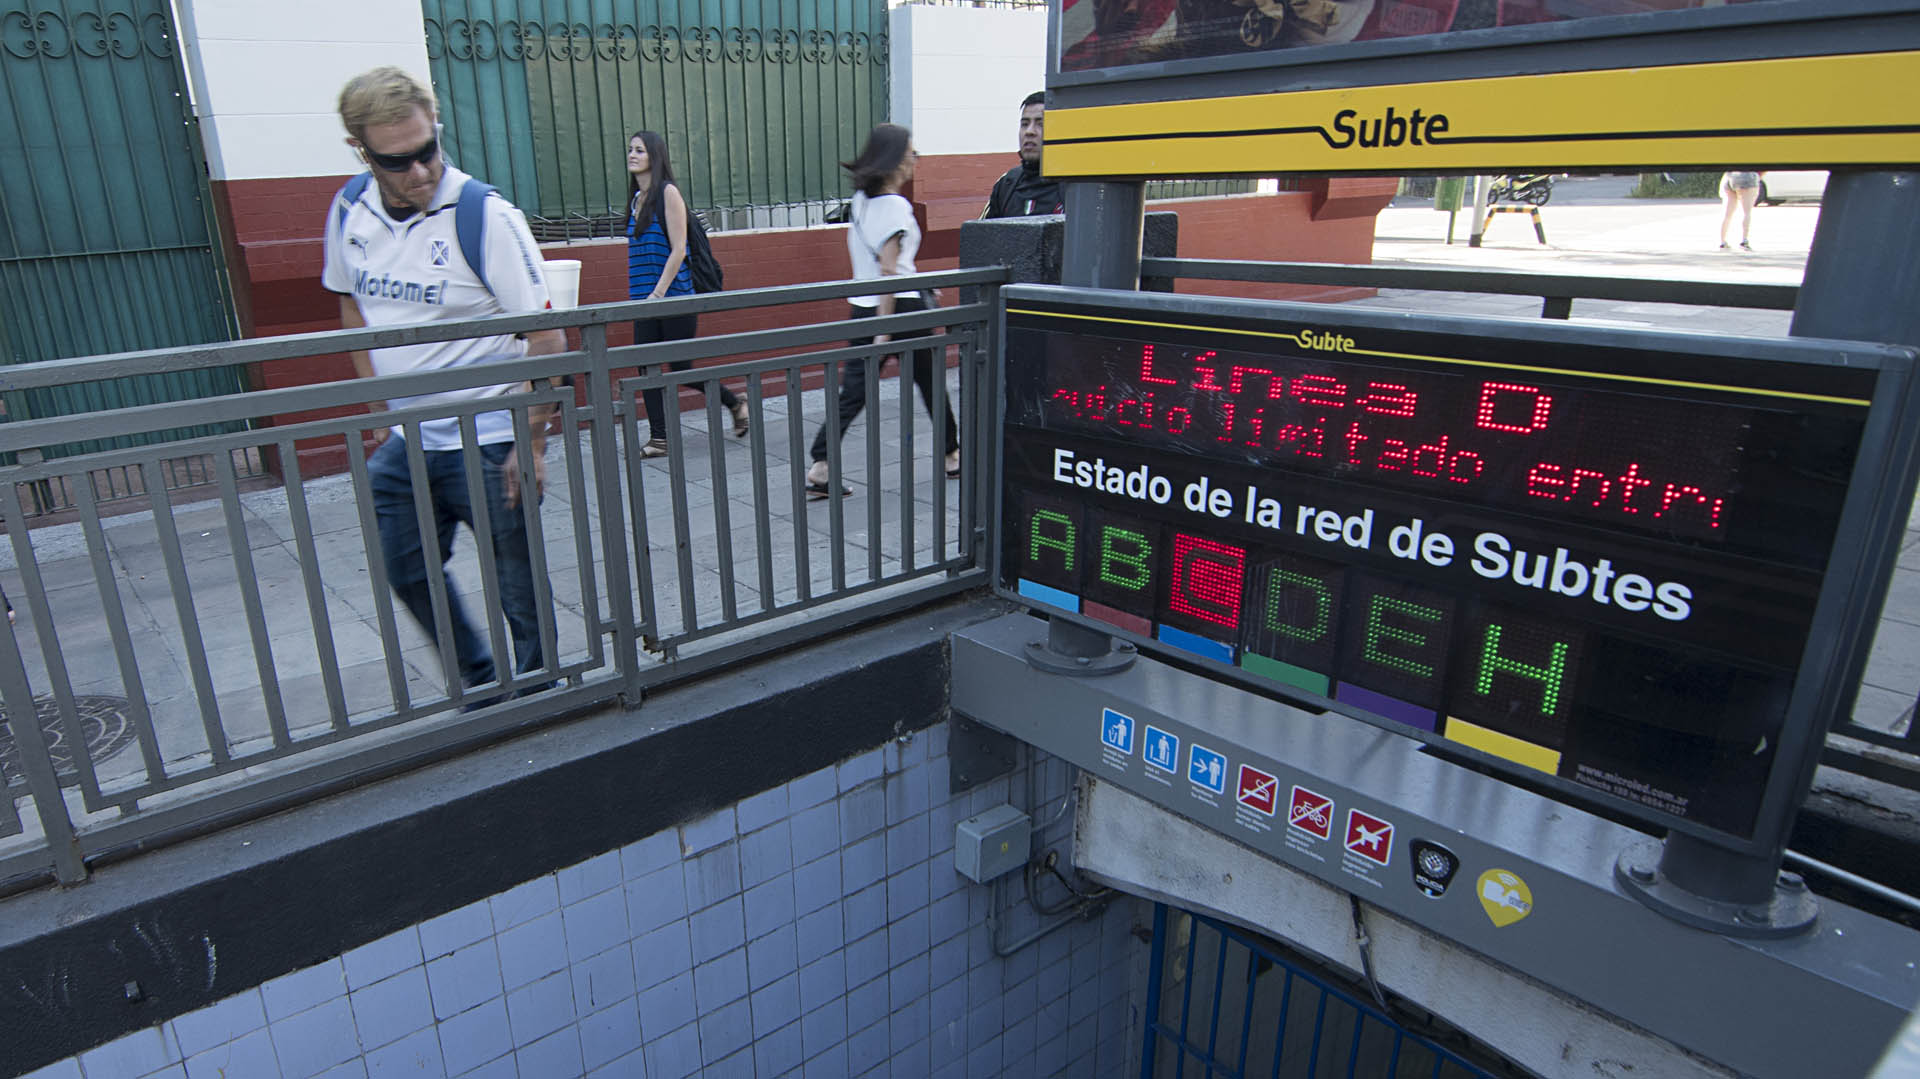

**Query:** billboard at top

left=1060, top=0, right=1771, bottom=73
left=1044, top=0, right=1920, bottom=176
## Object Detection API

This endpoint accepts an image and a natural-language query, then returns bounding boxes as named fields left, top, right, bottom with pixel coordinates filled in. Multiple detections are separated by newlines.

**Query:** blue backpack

left=334, top=173, right=498, bottom=291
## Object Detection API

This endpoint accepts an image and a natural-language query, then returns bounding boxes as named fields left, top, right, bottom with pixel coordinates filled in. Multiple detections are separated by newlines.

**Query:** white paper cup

left=544, top=259, right=582, bottom=310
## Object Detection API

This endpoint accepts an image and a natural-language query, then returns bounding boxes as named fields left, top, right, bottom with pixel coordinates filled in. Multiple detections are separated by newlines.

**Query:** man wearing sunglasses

left=323, top=66, right=564, bottom=707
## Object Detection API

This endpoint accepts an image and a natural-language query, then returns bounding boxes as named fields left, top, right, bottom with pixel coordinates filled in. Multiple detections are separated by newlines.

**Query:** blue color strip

left=1017, top=579, right=1080, bottom=612
left=1157, top=624, right=1233, bottom=663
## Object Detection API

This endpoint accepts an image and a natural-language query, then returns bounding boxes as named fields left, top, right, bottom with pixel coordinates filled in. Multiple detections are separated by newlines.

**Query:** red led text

left=1043, top=343, right=1736, bottom=537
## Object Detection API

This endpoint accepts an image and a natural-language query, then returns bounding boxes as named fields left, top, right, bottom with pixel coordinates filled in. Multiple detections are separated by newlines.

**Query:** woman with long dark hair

left=627, top=130, right=748, bottom=457
left=805, top=123, right=959, bottom=498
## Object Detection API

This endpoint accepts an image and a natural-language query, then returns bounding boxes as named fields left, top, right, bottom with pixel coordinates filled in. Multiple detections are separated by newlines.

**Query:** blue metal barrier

left=1141, top=904, right=1505, bottom=1079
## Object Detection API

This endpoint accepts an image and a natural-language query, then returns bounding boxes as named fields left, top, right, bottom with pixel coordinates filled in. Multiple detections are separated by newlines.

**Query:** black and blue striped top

left=627, top=194, right=693, bottom=300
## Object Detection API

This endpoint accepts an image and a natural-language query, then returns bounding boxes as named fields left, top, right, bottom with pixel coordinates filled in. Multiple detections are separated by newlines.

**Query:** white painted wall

left=174, top=0, right=432, bottom=180
left=172, top=0, right=1036, bottom=179
left=889, top=5, right=1047, bottom=157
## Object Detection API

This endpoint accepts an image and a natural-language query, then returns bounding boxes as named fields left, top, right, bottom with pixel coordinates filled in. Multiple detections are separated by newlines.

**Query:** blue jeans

left=368, top=436, right=550, bottom=700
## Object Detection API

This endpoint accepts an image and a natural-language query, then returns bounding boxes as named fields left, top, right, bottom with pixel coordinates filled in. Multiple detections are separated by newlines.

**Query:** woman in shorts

left=1719, top=171, right=1760, bottom=251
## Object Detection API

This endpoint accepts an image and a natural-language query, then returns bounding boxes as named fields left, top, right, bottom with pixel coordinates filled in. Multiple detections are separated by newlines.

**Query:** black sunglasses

left=364, top=134, right=439, bottom=173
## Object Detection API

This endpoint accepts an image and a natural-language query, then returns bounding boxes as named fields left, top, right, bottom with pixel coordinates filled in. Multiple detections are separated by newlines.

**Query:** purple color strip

left=1335, top=682, right=1438, bottom=732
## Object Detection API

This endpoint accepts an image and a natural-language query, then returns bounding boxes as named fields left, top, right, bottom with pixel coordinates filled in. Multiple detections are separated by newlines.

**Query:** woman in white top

left=806, top=124, right=960, bottom=499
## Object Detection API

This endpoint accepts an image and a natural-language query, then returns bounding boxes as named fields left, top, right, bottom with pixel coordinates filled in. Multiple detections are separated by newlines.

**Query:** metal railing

left=1143, top=257, right=1920, bottom=795
left=0, top=268, right=1003, bottom=892
left=1140, top=257, right=1802, bottom=318
left=1145, top=179, right=1262, bottom=202
left=8, top=446, right=272, bottom=522
left=4, top=254, right=1908, bottom=896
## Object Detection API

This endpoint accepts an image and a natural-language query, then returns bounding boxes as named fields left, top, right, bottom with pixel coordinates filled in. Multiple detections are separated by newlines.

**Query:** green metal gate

left=423, top=0, right=890, bottom=237
left=0, top=0, right=244, bottom=460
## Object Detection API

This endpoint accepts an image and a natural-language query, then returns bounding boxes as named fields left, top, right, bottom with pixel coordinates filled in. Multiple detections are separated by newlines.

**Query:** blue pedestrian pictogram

left=1144, top=725, right=1179, bottom=773
left=1101, top=708, right=1135, bottom=755
left=1189, top=744, right=1227, bottom=794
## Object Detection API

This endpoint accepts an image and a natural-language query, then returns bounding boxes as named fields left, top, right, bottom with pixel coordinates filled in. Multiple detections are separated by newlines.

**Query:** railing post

left=972, top=279, right=1005, bottom=568
left=0, top=586, right=85, bottom=884
left=582, top=322, right=642, bottom=707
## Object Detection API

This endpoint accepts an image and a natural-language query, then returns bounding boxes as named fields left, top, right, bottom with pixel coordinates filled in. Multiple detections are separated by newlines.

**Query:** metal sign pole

left=1616, top=170, right=1920, bottom=936
left=1031, top=181, right=1150, bottom=676
left=1467, top=175, right=1491, bottom=248
left=1792, top=171, right=1920, bottom=348
left=1061, top=181, right=1146, bottom=290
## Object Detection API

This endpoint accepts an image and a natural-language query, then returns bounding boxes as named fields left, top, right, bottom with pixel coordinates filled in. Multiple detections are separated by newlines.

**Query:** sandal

left=639, top=437, right=669, bottom=458
left=806, top=479, right=851, bottom=500
left=729, top=400, right=751, bottom=437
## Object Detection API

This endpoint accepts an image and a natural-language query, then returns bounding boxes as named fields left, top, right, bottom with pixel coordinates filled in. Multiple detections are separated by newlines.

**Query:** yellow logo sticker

left=1476, top=869, right=1533, bottom=928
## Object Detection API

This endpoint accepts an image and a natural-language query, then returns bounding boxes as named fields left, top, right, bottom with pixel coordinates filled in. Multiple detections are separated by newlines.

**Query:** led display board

left=995, top=286, right=1918, bottom=850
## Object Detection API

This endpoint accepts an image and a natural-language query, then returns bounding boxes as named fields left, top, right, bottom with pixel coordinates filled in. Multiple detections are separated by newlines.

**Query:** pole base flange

left=1023, top=639, right=1137, bottom=677
left=1615, top=838, right=1818, bottom=938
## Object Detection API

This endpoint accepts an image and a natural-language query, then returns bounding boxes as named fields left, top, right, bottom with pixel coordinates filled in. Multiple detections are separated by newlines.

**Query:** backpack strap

left=454, top=178, right=497, bottom=294
left=334, top=173, right=371, bottom=236
left=340, top=174, right=501, bottom=292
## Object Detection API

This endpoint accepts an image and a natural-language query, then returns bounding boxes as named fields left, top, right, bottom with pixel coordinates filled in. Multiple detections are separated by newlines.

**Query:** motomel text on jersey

left=354, top=270, right=449, bottom=305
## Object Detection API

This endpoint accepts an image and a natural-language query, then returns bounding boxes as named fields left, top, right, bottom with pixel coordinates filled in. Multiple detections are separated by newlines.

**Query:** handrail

left=0, top=268, right=1011, bottom=390
left=1141, top=257, right=1800, bottom=313
left=0, top=303, right=982, bottom=456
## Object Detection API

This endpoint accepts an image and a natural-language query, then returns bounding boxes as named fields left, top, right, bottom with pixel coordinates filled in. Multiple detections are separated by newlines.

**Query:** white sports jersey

left=323, top=164, right=551, bottom=450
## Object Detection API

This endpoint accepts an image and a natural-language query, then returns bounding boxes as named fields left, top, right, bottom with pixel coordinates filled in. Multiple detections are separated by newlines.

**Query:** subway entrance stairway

left=3, top=265, right=1919, bottom=1078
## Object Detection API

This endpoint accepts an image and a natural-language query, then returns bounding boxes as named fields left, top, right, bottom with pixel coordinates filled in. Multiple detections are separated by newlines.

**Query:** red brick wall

left=914, top=152, right=1014, bottom=234
left=1163, top=177, right=1400, bottom=304
left=209, top=167, right=1396, bottom=475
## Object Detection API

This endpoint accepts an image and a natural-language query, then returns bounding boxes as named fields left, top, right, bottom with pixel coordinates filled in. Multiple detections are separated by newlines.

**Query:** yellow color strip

left=1007, top=307, right=1871, bottom=406
left=1044, top=51, right=1920, bottom=177
left=1444, top=718, right=1562, bottom=776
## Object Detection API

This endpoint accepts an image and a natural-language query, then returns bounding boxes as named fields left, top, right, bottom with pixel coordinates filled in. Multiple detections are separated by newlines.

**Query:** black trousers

left=809, top=298, right=959, bottom=464
left=635, top=314, right=739, bottom=441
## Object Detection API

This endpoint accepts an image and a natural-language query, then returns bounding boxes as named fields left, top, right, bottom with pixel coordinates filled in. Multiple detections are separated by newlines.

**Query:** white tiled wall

left=29, top=723, right=1142, bottom=1079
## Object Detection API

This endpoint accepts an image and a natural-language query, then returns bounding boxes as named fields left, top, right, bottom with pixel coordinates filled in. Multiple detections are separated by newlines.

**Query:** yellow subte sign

left=1043, top=50, right=1920, bottom=177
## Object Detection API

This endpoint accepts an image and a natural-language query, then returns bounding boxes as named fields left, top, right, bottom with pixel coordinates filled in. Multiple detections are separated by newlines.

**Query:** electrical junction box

left=955, top=804, right=1031, bottom=883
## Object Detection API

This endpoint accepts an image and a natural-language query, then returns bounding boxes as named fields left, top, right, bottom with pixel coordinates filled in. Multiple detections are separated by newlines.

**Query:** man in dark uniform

left=982, top=92, right=1064, bottom=219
